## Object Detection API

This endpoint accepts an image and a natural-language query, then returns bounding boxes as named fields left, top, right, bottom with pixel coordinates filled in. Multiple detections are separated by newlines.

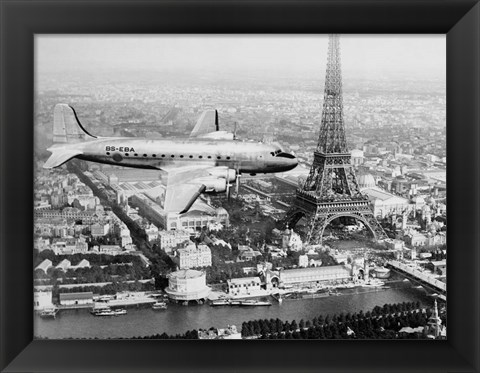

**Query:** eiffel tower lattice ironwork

left=283, top=35, right=387, bottom=244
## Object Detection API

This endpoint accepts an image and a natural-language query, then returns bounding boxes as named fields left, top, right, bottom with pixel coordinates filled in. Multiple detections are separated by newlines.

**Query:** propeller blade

left=235, top=175, right=240, bottom=195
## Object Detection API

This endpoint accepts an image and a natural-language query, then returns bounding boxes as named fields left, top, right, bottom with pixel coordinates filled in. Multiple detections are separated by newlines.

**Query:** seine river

left=35, top=281, right=434, bottom=339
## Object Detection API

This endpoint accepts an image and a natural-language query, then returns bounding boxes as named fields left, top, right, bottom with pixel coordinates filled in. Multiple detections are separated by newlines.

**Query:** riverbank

left=35, top=281, right=434, bottom=339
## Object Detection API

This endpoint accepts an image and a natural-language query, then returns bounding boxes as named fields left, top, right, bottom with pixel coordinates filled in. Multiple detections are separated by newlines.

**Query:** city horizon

left=33, top=34, right=446, bottom=341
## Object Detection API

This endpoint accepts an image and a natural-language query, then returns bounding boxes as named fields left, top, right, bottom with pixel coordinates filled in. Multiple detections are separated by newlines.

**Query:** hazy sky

left=35, top=35, right=445, bottom=79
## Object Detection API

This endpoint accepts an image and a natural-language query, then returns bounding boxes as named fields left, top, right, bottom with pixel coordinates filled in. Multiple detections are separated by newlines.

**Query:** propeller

left=235, top=174, right=241, bottom=195
left=226, top=176, right=231, bottom=201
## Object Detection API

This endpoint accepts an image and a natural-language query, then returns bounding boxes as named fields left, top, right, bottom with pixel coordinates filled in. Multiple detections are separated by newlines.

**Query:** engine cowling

left=207, top=167, right=236, bottom=183
left=200, top=178, right=228, bottom=193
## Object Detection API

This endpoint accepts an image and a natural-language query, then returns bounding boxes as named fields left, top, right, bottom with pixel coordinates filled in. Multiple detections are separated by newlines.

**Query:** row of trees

left=54, top=280, right=155, bottom=297
left=34, top=249, right=144, bottom=267
left=36, top=263, right=150, bottom=285
left=240, top=301, right=440, bottom=339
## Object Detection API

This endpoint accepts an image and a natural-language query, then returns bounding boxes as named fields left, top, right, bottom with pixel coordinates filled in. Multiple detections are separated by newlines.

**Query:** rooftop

left=281, top=265, right=350, bottom=279
left=59, top=292, right=93, bottom=300
left=169, top=269, right=204, bottom=279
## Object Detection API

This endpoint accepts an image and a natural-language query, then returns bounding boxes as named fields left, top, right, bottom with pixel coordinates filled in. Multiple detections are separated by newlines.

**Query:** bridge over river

left=386, top=260, right=446, bottom=301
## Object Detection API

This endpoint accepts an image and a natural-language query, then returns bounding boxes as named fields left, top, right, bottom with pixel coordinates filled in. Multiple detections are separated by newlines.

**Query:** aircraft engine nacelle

left=207, top=168, right=237, bottom=183
left=200, top=178, right=228, bottom=193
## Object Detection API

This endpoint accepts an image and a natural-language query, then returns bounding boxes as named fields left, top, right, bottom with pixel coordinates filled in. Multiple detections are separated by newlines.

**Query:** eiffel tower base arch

left=282, top=197, right=387, bottom=246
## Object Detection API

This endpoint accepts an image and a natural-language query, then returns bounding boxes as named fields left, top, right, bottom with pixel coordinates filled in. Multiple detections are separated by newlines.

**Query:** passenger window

left=106, top=152, right=110, bottom=155
left=199, top=156, right=203, bottom=159
left=189, top=155, right=193, bottom=158
left=153, top=154, right=157, bottom=157
left=143, top=154, right=147, bottom=157
left=125, top=153, right=129, bottom=156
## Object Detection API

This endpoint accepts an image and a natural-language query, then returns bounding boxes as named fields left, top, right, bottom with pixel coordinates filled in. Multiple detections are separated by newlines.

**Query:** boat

left=91, top=308, right=116, bottom=316
left=337, top=282, right=357, bottom=289
left=209, top=299, right=231, bottom=307
left=373, top=266, right=391, bottom=279
left=152, top=301, right=168, bottom=310
left=39, top=307, right=59, bottom=319
left=234, top=300, right=272, bottom=307
left=363, top=279, right=386, bottom=287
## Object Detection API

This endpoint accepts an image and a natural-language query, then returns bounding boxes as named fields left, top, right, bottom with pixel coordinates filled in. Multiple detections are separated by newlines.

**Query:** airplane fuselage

left=56, top=137, right=297, bottom=174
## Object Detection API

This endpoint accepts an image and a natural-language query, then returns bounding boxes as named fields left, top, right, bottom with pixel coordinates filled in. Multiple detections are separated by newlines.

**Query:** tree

left=276, top=318, right=283, bottom=333
left=253, top=321, right=261, bottom=336
left=260, top=320, right=270, bottom=335
left=291, top=320, right=298, bottom=332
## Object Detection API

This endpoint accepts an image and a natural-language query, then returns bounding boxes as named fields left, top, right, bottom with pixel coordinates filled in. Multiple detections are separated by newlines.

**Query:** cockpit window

left=276, top=152, right=295, bottom=159
left=271, top=149, right=282, bottom=156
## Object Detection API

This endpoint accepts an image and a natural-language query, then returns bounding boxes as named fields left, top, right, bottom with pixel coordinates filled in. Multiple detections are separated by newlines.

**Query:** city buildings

left=198, top=325, right=241, bottom=340
left=157, top=230, right=191, bottom=254
left=130, top=193, right=229, bottom=231
left=277, top=265, right=352, bottom=289
left=165, top=269, right=210, bottom=303
left=58, top=292, right=94, bottom=306
left=34, top=291, right=54, bottom=311
left=176, top=243, right=212, bottom=269
left=35, top=259, right=53, bottom=274
left=227, top=277, right=263, bottom=296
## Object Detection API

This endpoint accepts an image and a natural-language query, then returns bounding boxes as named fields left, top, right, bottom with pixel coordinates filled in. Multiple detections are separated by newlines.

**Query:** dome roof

left=358, top=173, right=376, bottom=189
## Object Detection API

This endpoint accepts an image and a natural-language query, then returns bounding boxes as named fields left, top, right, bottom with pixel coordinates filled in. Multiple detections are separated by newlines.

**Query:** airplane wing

left=164, top=183, right=207, bottom=214
left=160, top=165, right=234, bottom=214
left=189, top=110, right=219, bottom=137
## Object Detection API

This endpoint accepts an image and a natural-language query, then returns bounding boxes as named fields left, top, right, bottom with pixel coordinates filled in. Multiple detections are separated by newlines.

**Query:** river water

left=34, top=281, right=435, bottom=339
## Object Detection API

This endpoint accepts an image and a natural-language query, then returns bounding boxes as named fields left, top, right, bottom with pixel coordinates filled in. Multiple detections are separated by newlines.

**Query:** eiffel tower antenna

left=283, top=34, right=387, bottom=245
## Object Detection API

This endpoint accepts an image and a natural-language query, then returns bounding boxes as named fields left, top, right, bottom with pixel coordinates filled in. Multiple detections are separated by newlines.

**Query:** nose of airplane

left=288, top=154, right=298, bottom=170
left=276, top=152, right=298, bottom=171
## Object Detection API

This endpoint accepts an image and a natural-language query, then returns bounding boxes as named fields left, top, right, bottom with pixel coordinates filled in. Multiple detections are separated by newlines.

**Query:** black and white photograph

left=33, top=34, right=447, bottom=340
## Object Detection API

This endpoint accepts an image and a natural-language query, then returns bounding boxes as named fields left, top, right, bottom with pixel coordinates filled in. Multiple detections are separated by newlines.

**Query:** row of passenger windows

left=106, top=152, right=231, bottom=160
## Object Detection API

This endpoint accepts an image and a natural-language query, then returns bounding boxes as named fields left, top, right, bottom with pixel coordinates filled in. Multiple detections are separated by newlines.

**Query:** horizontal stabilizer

left=43, top=149, right=83, bottom=169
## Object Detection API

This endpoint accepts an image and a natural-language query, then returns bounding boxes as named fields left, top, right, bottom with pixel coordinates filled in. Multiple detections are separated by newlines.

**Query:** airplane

left=44, top=104, right=298, bottom=213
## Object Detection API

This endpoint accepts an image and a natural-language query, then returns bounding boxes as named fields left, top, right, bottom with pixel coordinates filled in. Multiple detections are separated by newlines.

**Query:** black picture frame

left=1, top=1, right=479, bottom=372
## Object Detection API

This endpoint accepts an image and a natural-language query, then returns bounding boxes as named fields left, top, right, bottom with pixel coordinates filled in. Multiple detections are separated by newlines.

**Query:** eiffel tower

left=283, top=35, right=387, bottom=245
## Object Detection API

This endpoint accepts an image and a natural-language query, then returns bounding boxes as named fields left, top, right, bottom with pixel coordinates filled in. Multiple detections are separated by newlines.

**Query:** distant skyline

left=36, top=35, right=445, bottom=81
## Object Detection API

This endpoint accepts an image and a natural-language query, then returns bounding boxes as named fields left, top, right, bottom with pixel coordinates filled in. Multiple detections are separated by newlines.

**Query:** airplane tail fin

left=53, top=104, right=97, bottom=143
